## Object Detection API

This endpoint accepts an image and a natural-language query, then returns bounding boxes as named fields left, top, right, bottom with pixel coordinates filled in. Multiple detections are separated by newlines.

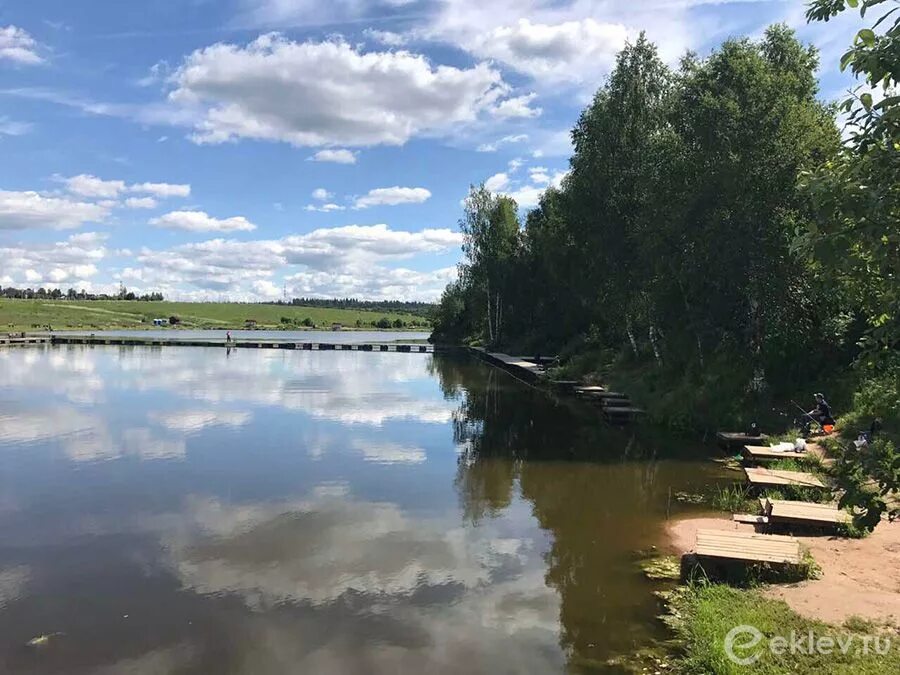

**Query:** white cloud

left=126, top=224, right=461, bottom=300
left=311, top=188, right=332, bottom=201
left=150, top=210, right=257, bottom=233
left=168, top=34, right=515, bottom=147
left=484, top=172, right=509, bottom=192
left=60, top=175, right=190, bottom=199
left=304, top=203, right=345, bottom=212
left=0, top=191, right=110, bottom=230
left=125, top=196, right=158, bottom=209
left=460, top=18, right=629, bottom=84
left=354, top=186, right=431, bottom=209
left=496, top=166, right=568, bottom=208
left=491, top=93, right=542, bottom=119
left=0, top=25, right=43, bottom=65
left=64, top=174, right=126, bottom=198
left=0, top=116, right=33, bottom=136
left=476, top=133, right=528, bottom=153
left=529, top=167, right=549, bottom=185
left=0, top=232, right=107, bottom=286
left=130, top=181, right=191, bottom=198
left=309, top=148, right=357, bottom=164
left=363, top=28, right=408, bottom=47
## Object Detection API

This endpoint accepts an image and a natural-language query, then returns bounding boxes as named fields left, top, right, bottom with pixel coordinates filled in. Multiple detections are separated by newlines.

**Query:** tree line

left=433, top=3, right=898, bottom=526
left=0, top=286, right=164, bottom=301
left=271, top=297, right=436, bottom=318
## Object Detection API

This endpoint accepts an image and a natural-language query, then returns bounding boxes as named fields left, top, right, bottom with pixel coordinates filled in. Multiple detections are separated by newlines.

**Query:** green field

left=0, top=299, right=429, bottom=332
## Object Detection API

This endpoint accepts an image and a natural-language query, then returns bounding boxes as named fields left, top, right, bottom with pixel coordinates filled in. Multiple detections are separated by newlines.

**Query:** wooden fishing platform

left=573, top=385, right=606, bottom=393
left=470, top=349, right=545, bottom=383
left=717, top=431, right=769, bottom=448
left=762, top=498, right=850, bottom=526
left=742, top=445, right=808, bottom=461
left=694, top=528, right=802, bottom=565
left=744, top=467, right=826, bottom=489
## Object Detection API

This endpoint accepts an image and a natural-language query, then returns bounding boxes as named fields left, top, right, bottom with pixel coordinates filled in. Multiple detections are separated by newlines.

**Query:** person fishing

left=807, top=392, right=835, bottom=428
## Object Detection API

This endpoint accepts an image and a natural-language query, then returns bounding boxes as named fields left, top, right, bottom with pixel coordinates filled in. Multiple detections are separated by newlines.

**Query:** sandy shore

left=665, top=514, right=900, bottom=626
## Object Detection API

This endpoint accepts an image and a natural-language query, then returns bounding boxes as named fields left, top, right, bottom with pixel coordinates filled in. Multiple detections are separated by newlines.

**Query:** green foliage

left=835, top=438, right=900, bottom=530
left=433, top=27, right=846, bottom=431
left=709, top=483, right=755, bottom=512
left=801, top=0, right=900, bottom=370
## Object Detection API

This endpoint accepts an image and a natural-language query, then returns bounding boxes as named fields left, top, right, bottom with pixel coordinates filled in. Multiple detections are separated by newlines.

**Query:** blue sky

left=0, top=0, right=862, bottom=301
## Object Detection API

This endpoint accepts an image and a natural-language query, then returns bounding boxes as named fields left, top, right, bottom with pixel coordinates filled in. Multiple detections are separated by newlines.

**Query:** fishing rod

left=790, top=399, right=830, bottom=432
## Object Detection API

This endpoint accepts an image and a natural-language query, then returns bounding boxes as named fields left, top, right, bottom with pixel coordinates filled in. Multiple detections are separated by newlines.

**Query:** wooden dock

left=742, top=445, right=808, bottom=462
left=0, top=336, right=51, bottom=347
left=763, top=498, right=850, bottom=526
left=694, top=528, right=802, bottom=565
left=573, top=385, right=606, bottom=393
left=471, top=349, right=545, bottom=382
left=717, top=431, right=769, bottom=448
left=744, top=467, right=826, bottom=489
left=44, top=335, right=438, bottom=352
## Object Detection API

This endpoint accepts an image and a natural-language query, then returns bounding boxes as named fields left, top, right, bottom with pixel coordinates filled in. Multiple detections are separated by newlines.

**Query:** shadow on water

left=429, top=355, right=719, bottom=670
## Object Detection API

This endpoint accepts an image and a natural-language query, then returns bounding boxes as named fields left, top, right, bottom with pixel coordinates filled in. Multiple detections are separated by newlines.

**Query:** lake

left=0, top=345, right=718, bottom=673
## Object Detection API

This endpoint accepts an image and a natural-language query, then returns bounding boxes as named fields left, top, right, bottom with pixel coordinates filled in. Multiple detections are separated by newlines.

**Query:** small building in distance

left=244, top=319, right=258, bottom=329
left=331, top=323, right=342, bottom=331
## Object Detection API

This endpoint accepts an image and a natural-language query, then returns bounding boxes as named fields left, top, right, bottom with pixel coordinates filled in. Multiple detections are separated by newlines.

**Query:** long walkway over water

left=22, top=334, right=442, bottom=352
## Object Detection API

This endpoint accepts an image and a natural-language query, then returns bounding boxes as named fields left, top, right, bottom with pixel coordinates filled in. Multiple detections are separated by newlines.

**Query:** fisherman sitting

left=808, top=393, right=835, bottom=427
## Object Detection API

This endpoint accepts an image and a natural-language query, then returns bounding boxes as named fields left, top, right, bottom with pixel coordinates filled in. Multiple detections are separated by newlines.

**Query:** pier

left=3, top=333, right=441, bottom=353
left=47, top=335, right=439, bottom=352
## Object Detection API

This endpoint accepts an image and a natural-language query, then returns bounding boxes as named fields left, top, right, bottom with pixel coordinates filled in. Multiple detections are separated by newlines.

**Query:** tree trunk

left=485, top=278, right=494, bottom=344
left=649, top=324, right=663, bottom=366
left=626, top=316, right=639, bottom=357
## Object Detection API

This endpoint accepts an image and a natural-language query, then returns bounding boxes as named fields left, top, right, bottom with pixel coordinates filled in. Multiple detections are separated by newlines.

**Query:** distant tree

left=392, top=318, right=405, bottom=328
left=376, top=317, right=392, bottom=329
left=301, top=317, right=314, bottom=327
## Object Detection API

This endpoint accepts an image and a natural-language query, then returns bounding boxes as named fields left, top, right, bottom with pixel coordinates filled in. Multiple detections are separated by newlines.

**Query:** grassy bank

left=0, top=299, right=429, bottom=332
left=668, top=584, right=899, bottom=674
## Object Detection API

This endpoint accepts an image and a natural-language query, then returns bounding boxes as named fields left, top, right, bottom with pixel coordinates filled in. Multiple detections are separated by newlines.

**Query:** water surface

left=0, top=345, right=717, bottom=673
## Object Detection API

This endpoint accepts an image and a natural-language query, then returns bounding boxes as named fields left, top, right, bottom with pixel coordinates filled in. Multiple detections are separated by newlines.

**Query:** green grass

left=670, top=584, right=899, bottom=674
left=709, top=483, right=756, bottom=513
left=0, top=299, right=429, bottom=332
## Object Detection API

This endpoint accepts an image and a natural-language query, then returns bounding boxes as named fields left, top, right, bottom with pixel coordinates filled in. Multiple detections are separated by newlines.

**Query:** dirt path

left=665, top=514, right=900, bottom=626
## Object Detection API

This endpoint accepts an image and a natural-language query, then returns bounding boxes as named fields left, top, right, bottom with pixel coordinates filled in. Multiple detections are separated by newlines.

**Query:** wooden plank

left=718, top=431, right=769, bottom=447
left=743, top=445, right=807, bottom=460
left=766, top=499, right=850, bottom=525
left=744, top=467, right=825, bottom=488
left=603, top=406, right=645, bottom=415
left=573, top=385, right=606, bottom=393
left=695, top=528, right=802, bottom=564
left=733, top=514, right=769, bottom=524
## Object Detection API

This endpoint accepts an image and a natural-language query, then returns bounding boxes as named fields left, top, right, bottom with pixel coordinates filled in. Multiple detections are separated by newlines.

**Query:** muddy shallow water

left=0, top=345, right=719, bottom=673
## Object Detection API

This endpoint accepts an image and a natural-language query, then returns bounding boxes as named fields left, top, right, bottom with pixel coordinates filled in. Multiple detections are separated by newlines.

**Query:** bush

left=168, top=315, right=180, bottom=325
